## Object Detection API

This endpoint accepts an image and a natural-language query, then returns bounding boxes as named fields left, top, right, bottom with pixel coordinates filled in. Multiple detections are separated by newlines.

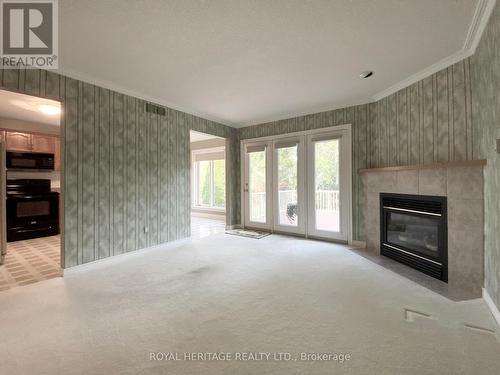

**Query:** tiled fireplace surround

left=361, top=161, right=485, bottom=299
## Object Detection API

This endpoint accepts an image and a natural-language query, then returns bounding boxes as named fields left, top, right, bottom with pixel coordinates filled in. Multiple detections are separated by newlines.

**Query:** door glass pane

left=277, top=145, right=298, bottom=226
left=249, top=150, right=266, bottom=223
left=197, top=160, right=211, bottom=206
left=314, top=139, right=340, bottom=232
left=213, top=159, right=225, bottom=208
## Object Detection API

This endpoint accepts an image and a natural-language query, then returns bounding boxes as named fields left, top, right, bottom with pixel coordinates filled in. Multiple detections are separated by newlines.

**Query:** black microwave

left=6, top=151, right=55, bottom=170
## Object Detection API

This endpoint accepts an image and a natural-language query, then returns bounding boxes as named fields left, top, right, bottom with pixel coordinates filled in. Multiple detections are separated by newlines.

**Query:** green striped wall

left=471, top=0, right=500, bottom=310
left=0, top=68, right=237, bottom=268
left=0, top=57, right=479, bottom=263
left=238, top=58, right=476, bottom=241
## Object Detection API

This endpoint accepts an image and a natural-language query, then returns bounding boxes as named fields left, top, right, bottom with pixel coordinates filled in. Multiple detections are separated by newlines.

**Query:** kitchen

left=0, top=89, right=62, bottom=291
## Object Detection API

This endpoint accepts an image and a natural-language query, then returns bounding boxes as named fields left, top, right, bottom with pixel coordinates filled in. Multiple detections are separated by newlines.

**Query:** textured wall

left=238, top=58, right=477, bottom=241
left=0, top=68, right=237, bottom=268
left=471, top=0, right=500, bottom=309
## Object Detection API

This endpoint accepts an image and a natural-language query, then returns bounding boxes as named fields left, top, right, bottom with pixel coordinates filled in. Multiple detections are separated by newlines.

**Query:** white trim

left=483, top=288, right=500, bottom=328
left=55, top=68, right=235, bottom=127
left=191, top=208, right=226, bottom=216
left=241, top=140, right=273, bottom=230
left=191, top=147, right=226, bottom=210
left=272, top=136, right=306, bottom=235
left=239, top=99, right=373, bottom=128
left=306, top=127, right=352, bottom=243
left=240, top=124, right=353, bottom=243
left=62, top=238, right=192, bottom=274
left=54, top=1, right=495, bottom=129
left=372, top=0, right=496, bottom=101
left=240, top=124, right=353, bottom=142
left=372, top=50, right=472, bottom=101
left=464, top=0, right=497, bottom=53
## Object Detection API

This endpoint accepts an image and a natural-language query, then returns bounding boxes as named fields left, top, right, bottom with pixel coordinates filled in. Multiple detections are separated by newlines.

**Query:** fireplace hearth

left=380, top=193, right=448, bottom=282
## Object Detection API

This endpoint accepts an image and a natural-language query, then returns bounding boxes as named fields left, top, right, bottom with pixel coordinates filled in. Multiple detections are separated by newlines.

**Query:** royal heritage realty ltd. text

left=150, top=352, right=352, bottom=363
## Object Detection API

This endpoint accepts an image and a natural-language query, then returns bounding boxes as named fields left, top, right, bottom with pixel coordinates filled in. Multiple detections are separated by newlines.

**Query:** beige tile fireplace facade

left=361, top=162, right=485, bottom=298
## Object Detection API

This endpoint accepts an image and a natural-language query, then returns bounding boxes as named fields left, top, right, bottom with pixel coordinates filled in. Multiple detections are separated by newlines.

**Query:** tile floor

left=0, top=215, right=224, bottom=293
left=0, top=235, right=61, bottom=291
left=191, top=214, right=226, bottom=239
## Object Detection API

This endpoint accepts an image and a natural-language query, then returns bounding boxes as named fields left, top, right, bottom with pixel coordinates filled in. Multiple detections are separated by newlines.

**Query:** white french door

left=242, top=126, right=351, bottom=242
left=243, top=141, right=272, bottom=230
left=272, top=137, right=306, bottom=235
left=306, top=130, right=351, bottom=241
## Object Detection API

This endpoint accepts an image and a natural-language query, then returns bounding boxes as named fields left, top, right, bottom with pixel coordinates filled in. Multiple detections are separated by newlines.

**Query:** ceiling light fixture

left=38, top=104, right=61, bottom=115
left=359, top=70, right=374, bottom=79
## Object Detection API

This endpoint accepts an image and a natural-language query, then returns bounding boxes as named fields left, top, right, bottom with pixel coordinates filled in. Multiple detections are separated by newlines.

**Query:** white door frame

left=242, top=140, right=273, bottom=231
left=240, top=124, right=352, bottom=243
left=306, top=128, right=352, bottom=242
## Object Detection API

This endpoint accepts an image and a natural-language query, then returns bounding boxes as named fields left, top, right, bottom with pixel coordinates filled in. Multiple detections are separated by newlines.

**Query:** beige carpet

left=0, top=235, right=61, bottom=291
left=0, top=234, right=499, bottom=374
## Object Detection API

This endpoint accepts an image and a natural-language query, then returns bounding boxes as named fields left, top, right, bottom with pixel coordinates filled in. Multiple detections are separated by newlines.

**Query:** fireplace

left=380, top=193, right=448, bottom=282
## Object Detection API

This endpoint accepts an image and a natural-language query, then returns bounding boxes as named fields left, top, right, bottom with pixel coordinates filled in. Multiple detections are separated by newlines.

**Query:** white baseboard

left=483, top=288, right=500, bottom=328
left=62, top=238, right=191, bottom=275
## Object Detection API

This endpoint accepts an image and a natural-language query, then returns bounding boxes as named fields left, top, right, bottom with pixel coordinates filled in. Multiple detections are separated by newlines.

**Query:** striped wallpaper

left=238, top=58, right=476, bottom=241
left=0, top=56, right=478, bottom=266
left=471, top=0, right=500, bottom=310
left=0, top=68, right=237, bottom=268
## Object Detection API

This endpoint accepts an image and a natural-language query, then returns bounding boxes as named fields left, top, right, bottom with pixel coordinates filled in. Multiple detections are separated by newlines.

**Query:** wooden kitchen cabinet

left=2, top=129, right=60, bottom=169
left=31, top=134, right=55, bottom=153
left=6, top=131, right=32, bottom=151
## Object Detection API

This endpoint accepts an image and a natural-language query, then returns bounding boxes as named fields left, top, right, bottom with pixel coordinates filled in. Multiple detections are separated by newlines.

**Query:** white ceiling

left=59, top=0, right=484, bottom=127
left=0, top=89, right=61, bottom=127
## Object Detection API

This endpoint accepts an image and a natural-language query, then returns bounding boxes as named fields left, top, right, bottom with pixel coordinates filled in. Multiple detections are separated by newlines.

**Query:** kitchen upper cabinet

left=6, top=132, right=32, bottom=151
left=2, top=130, right=60, bottom=169
left=4, top=131, right=56, bottom=154
left=32, top=134, right=55, bottom=153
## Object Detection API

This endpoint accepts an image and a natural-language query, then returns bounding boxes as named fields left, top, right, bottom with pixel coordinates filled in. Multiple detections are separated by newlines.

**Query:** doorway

left=241, top=125, right=352, bottom=242
left=0, top=89, right=62, bottom=291
left=190, top=130, right=227, bottom=239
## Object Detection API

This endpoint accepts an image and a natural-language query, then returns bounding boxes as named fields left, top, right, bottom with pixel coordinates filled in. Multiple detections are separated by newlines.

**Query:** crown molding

left=237, top=98, right=374, bottom=128
left=464, top=0, right=497, bottom=53
left=372, top=0, right=496, bottom=102
left=54, top=0, right=496, bottom=129
left=372, top=49, right=472, bottom=101
left=54, top=67, right=235, bottom=128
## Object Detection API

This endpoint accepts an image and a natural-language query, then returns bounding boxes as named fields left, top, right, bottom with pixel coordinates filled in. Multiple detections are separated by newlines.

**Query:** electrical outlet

left=144, top=226, right=148, bottom=233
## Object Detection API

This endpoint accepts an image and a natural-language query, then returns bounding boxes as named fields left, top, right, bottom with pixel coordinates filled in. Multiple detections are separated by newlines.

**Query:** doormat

left=225, top=229, right=271, bottom=239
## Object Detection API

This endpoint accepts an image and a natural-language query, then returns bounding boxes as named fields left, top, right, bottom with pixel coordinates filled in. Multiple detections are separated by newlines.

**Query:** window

left=192, top=150, right=225, bottom=209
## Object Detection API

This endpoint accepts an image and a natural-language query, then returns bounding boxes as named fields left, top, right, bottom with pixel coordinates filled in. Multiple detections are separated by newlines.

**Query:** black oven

left=6, top=179, right=60, bottom=242
left=6, top=151, right=55, bottom=170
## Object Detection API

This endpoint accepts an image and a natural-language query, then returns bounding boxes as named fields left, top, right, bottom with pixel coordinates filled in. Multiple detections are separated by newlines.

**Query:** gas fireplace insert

left=380, top=193, right=448, bottom=282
